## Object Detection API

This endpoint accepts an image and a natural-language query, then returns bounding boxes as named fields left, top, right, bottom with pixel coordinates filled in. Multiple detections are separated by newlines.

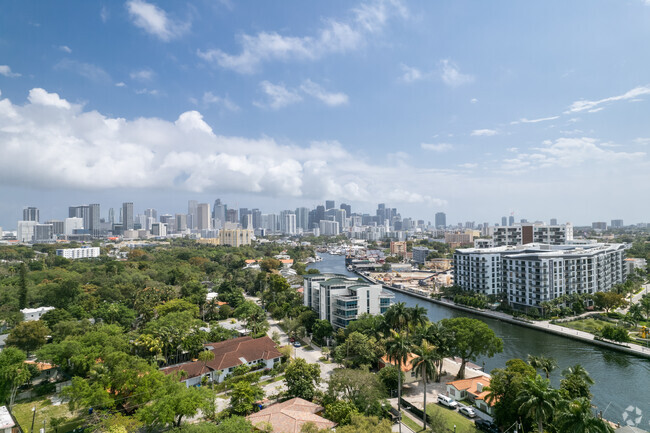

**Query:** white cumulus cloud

left=0, top=87, right=451, bottom=208
left=197, top=0, right=407, bottom=73
left=126, top=0, right=190, bottom=42
left=471, top=129, right=497, bottom=137
left=300, top=80, right=349, bottom=106
left=421, top=143, right=452, bottom=152
left=440, top=59, right=474, bottom=87
left=254, top=81, right=303, bottom=110
left=0, top=65, right=21, bottom=78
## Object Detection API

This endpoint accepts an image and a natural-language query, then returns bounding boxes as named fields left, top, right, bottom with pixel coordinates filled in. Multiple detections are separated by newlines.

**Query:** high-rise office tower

left=340, top=203, right=351, bottom=217
left=508, top=215, right=515, bottom=226
left=108, top=208, right=115, bottom=224
left=175, top=214, right=187, bottom=232
left=122, top=202, right=134, bottom=230
left=239, top=208, right=251, bottom=227
left=435, top=212, right=446, bottom=229
left=550, top=218, right=558, bottom=226
left=23, top=207, right=39, bottom=222
left=88, top=203, right=100, bottom=236
left=226, top=209, right=238, bottom=223
left=251, top=209, right=262, bottom=229
left=501, top=216, right=507, bottom=226
left=213, top=199, right=226, bottom=225
left=69, top=205, right=90, bottom=229
left=315, top=205, right=325, bottom=224
left=197, top=203, right=211, bottom=230
left=188, top=200, right=198, bottom=230
left=144, top=208, right=157, bottom=221
left=295, top=207, right=310, bottom=231
left=325, top=200, right=335, bottom=210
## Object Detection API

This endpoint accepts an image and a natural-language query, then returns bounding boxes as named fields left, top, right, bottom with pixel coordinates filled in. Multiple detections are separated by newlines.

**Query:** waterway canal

left=308, top=253, right=650, bottom=426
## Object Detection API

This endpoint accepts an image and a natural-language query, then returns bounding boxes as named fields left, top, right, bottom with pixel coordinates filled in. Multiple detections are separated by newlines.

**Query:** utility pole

left=30, top=407, right=36, bottom=433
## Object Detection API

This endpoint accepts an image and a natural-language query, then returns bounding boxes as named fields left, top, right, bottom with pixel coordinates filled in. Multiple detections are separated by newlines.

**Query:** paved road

left=266, top=319, right=336, bottom=390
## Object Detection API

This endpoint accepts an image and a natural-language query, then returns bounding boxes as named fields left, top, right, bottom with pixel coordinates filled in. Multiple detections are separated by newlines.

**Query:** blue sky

left=1, top=0, right=650, bottom=228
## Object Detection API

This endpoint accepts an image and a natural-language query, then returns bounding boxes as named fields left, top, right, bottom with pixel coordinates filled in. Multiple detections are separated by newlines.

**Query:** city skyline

left=1, top=197, right=632, bottom=230
left=2, top=1, right=650, bottom=225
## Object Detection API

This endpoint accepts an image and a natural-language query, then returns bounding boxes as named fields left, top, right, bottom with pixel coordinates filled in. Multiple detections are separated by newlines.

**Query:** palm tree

left=408, top=305, right=428, bottom=333
left=384, top=302, right=410, bottom=333
left=555, top=398, right=614, bottom=433
left=528, top=354, right=558, bottom=379
left=385, top=330, right=411, bottom=433
left=561, top=364, right=595, bottom=399
left=516, top=375, right=561, bottom=433
left=411, top=340, right=440, bottom=431
left=417, top=321, right=452, bottom=381
left=628, top=303, right=644, bottom=328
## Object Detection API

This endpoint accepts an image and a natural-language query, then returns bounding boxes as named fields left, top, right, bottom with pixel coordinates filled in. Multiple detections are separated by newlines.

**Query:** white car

left=437, top=394, right=458, bottom=409
left=459, top=406, right=476, bottom=418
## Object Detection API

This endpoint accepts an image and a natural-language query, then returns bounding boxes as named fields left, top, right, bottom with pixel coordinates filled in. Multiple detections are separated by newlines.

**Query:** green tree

left=383, top=302, right=410, bottom=332
left=593, top=292, right=626, bottom=313
left=7, top=320, right=50, bottom=355
left=336, top=414, right=392, bottom=433
left=284, top=358, right=321, bottom=400
left=138, top=378, right=215, bottom=428
left=377, top=365, right=403, bottom=397
left=555, top=398, right=614, bottom=433
left=213, top=416, right=254, bottom=433
left=333, top=331, right=381, bottom=369
left=527, top=354, right=558, bottom=379
left=385, top=330, right=410, bottom=421
left=324, top=400, right=359, bottom=425
left=229, top=380, right=264, bottom=415
left=441, top=317, right=503, bottom=379
left=325, top=368, right=386, bottom=416
left=641, top=295, right=650, bottom=320
left=0, top=347, right=31, bottom=407
left=312, top=320, right=333, bottom=345
left=414, top=321, right=453, bottom=381
left=18, top=262, right=28, bottom=309
left=410, top=340, right=439, bottom=431
left=485, top=359, right=536, bottom=428
left=560, top=364, right=595, bottom=400
left=516, top=375, right=561, bottom=433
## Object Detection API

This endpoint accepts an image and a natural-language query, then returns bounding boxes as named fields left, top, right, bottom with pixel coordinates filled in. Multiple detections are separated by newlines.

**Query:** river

left=307, top=253, right=650, bottom=427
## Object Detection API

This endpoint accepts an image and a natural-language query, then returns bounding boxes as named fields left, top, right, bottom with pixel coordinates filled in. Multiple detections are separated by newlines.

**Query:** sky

left=1, top=0, right=650, bottom=228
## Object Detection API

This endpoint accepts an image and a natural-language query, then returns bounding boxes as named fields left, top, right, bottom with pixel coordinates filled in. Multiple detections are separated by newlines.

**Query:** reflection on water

left=307, top=253, right=650, bottom=425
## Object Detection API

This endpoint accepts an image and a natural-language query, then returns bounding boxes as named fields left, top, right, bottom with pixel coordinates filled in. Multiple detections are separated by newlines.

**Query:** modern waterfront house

left=303, top=274, right=394, bottom=329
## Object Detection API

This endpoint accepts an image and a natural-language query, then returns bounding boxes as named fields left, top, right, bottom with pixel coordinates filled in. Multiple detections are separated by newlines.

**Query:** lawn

left=402, top=413, right=426, bottom=432
left=12, top=397, right=85, bottom=433
left=559, top=318, right=611, bottom=334
left=426, top=403, right=479, bottom=433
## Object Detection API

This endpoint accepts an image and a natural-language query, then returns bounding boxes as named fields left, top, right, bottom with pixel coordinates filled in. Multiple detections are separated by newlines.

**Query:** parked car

left=437, top=394, right=458, bottom=409
left=293, top=341, right=301, bottom=347
left=475, top=418, right=500, bottom=433
left=459, top=406, right=476, bottom=418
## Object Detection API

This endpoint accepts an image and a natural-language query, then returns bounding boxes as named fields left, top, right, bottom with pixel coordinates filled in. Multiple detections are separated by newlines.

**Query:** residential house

left=24, top=361, right=58, bottom=384
left=446, top=375, right=495, bottom=415
left=378, top=353, right=419, bottom=384
left=160, top=336, right=282, bottom=387
left=247, top=397, right=336, bottom=433
left=0, top=406, right=20, bottom=433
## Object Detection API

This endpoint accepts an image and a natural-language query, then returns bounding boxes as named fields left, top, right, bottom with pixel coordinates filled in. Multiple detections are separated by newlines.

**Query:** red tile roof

left=247, top=398, right=336, bottom=433
left=161, top=336, right=282, bottom=380
left=446, top=375, right=494, bottom=406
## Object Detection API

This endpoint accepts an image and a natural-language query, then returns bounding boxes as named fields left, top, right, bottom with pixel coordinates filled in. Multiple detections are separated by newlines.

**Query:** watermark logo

left=622, top=405, right=643, bottom=427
